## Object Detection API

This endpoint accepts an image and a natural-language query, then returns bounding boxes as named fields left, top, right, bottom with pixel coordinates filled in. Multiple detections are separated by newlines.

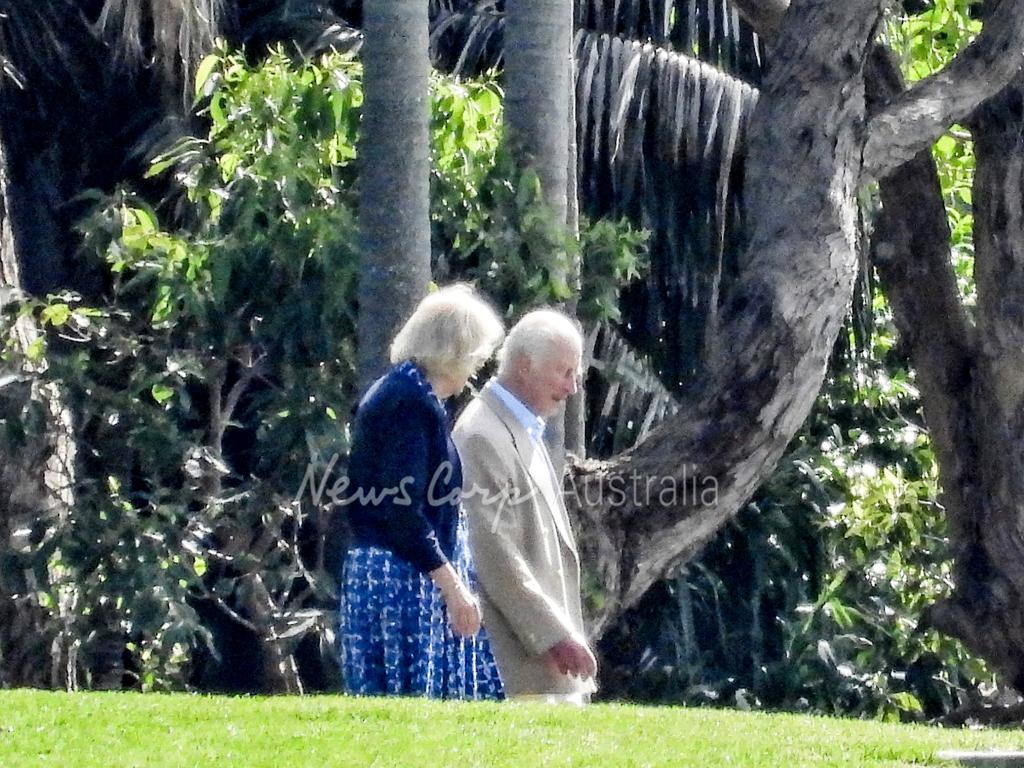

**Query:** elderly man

left=453, top=309, right=598, bottom=703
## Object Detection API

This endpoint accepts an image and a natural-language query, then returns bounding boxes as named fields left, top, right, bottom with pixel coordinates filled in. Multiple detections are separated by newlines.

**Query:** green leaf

left=25, top=337, right=45, bottom=361
left=40, top=303, right=71, bottom=327
left=889, top=691, right=923, bottom=713
left=475, top=87, right=500, bottom=117
left=146, top=156, right=176, bottom=178
left=133, top=205, right=158, bottom=234
left=933, top=134, right=957, bottom=159
left=151, top=383, right=174, bottom=404
left=195, top=54, right=220, bottom=98
left=209, top=93, right=226, bottom=130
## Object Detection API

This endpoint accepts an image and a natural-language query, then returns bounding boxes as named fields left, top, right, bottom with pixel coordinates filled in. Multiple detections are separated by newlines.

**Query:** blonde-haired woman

left=340, top=284, right=505, bottom=699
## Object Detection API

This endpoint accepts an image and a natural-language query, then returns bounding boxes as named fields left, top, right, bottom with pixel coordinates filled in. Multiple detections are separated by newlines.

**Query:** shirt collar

left=490, top=380, right=546, bottom=444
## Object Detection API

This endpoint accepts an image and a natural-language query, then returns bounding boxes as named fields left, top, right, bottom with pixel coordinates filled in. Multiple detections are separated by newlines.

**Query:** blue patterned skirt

left=340, top=515, right=504, bottom=699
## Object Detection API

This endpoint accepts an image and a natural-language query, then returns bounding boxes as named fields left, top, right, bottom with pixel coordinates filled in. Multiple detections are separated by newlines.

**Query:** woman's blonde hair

left=390, top=283, right=505, bottom=378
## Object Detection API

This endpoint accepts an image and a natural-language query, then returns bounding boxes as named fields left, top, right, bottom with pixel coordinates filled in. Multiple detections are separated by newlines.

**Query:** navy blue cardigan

left=344, top=361, right=462, bottom=573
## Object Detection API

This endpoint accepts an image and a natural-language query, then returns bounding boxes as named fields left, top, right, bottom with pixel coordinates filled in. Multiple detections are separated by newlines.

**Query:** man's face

left=519, top=340, right=581, bottom=418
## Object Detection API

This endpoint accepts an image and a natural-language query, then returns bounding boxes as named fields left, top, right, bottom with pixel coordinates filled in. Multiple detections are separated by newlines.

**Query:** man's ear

left=506, top=350, right=529, bottom=380
left=519, top=351, right=536, bottom=377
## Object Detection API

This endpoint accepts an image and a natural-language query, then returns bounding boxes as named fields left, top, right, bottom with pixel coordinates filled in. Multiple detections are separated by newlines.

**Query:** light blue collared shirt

left=490, top=380, right=546, bottom=445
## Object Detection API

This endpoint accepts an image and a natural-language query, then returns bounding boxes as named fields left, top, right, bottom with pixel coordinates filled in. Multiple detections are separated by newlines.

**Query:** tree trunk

left=918, top=80, right=1024, bottom=692
left=570, top=0, right=884, bottom=639
left=357, top=0, right=432, bottom=390
left=0, top=137, right=52, bottom=688
left=505, top=0, right=576, bottom=471
left=0, top=113, right=75, bottom=689
left=505, top=0, right=572, bottom=230
left=855, top=12, right=1024, bottom=689
left=239, top=574, right=305, bottom=694
left=564, top=26, right=586, bottom=462
left=575, top=0, right=1024, bottom=696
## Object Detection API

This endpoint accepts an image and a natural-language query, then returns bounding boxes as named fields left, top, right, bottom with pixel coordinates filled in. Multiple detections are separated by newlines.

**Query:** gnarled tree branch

left=573, top=0, right=885, bottom=637
left=863, top=0, right=1024, bottom=179
left=865, top=45, right=980, bottom=548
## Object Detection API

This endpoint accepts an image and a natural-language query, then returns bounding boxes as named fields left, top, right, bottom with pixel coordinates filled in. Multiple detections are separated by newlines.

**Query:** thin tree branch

left=221, top=352, right=267, bottom=437
left=196, top=589, right=260, bottom=634
left=864, top=0, right=1024, bottom=179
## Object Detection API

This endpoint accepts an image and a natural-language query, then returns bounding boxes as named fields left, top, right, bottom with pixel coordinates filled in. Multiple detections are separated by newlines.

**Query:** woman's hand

left=444, top=581, right=482, bottom=638
left=429, top=563, right=482, bottom=637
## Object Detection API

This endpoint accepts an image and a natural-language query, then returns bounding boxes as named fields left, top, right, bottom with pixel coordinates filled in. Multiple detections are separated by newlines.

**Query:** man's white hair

left=390, top=283, right=505, bottom=377
left=497, top=309, right=583, bottom=376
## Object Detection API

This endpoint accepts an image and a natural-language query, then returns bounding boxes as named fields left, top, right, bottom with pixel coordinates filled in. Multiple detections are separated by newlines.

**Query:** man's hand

left=544, top=636, right=598, bottom=679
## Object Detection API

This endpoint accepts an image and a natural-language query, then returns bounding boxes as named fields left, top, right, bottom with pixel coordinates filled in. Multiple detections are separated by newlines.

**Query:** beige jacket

left=453, top=383, right=595, bottom=696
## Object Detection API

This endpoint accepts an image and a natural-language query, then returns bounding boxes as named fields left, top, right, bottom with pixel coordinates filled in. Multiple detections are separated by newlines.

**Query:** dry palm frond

left=576, top=29, right=758, bottom=387
left=429, top=2, right=503, bottom=77
left=431, top=0, right=763, bottom=81
left=586, top=321, right=681, bottom=457
left=0, top=1, right=100, bottom=99
left=95, top=0, right=228, bottom=104
left=236, top=0, right=362, bottom=58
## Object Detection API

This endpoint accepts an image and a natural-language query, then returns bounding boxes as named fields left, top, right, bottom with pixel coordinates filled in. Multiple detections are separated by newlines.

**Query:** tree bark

left=918, top=79, right=1024, bottom=692
left=505, top=0, right=572, bottom=230
left=504, top=0, right=576, bottom=472
left=0, top=111, right=76, bottom=689
left=239, top=574, right=305, bottom=694
left=871, top=73, right=1024, bottom=692
left=863, top=0, right=1024, bottom=180
left=571, top=0, right=884, bottom=638
left=565, top=27, right=586, bottom=462
left=729, top=0, right=787, bottom=43
left=866, top=47, right=979, bottom=558
left=666, top=0, right=1024, bottom=692
left=357, top=0, right=432, bottom=390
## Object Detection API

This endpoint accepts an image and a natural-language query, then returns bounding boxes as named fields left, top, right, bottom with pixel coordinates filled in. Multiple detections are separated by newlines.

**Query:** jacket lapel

left=478, top=384, right=577, bottom=554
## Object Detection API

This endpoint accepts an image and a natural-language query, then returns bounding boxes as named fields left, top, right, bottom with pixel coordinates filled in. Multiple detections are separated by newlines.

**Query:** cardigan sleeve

left=349, top=392, right=449, bottom=574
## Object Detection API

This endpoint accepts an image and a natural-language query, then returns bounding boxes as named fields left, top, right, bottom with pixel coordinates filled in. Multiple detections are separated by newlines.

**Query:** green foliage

left=934, top=129, right=976, bottom=307
left=776, top=347, right=990, bottom=721
left=2, top=45, right=363, bottom=690
left=886, top=0, right=980, bottom=82
left=887, top=0, right=977, bottom=308
left=603, top=328, right=993, bottom=719
left=1, top=43, right=646, bottom=692
left=430, top=74, right=648, bottom=319
left=577, top=217, right=649, bottom=323
left=436, top=147, right=648, bottom=320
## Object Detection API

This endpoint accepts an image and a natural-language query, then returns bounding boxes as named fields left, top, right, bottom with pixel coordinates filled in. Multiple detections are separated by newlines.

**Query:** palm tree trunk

left=505, top=0, right=576, bottom=470
left=505, top=0, right=573, bottom=226
left=357, top=0, right=433, bottom=390
left=565, top=32, right=586, bottom=460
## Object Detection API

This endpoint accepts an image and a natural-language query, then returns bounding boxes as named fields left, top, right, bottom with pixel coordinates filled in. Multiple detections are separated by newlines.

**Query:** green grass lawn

left=1, top=691, right=1022, bottom=767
